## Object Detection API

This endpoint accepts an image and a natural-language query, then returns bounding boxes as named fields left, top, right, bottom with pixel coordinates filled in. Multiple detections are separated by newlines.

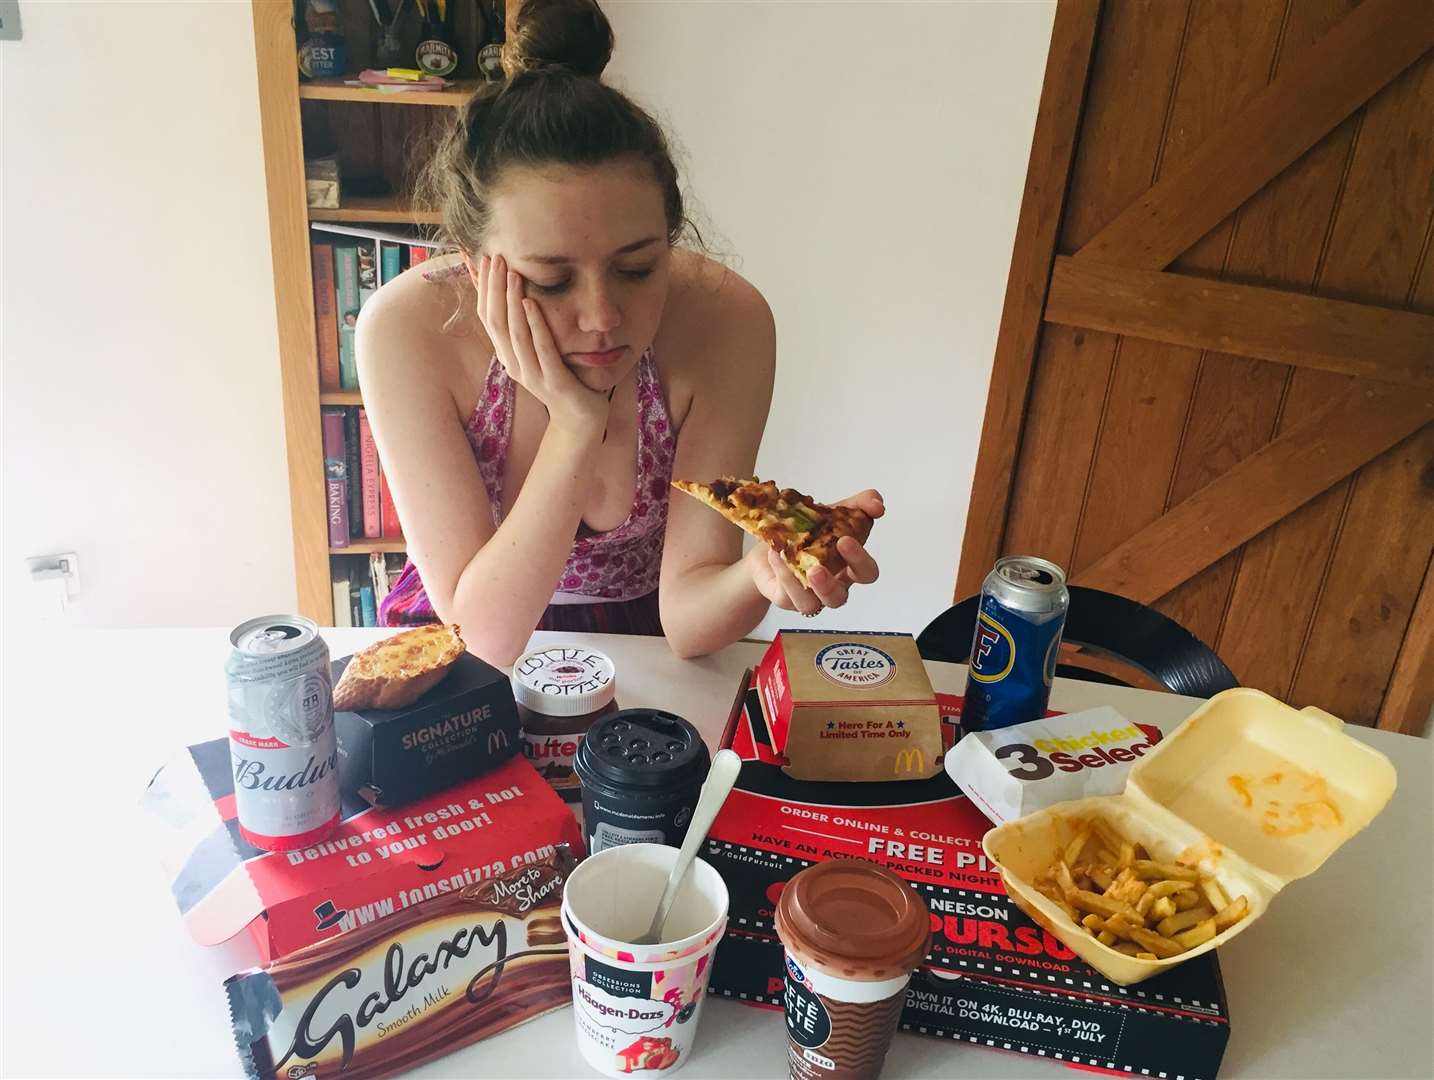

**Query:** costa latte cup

left=563, top=843, right=729, bottom=1078
left=775, top=859, right=932, bottom=1080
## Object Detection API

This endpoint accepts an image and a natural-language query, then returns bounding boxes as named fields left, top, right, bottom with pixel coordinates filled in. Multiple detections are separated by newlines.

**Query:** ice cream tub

left=562, top=843, right=729, bottom=1077
left=983, top=688, right=1396, bottom=985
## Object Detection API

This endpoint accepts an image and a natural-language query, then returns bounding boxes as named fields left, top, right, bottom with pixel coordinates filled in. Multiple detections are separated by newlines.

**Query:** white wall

left=1, top=1, right=296, bottom=632
left=1, top=1, right=1053, bottom=638
left=605, top=0, right=1054, bottom=637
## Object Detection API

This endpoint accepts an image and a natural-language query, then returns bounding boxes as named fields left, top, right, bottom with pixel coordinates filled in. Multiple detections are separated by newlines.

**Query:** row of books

left=322, top=406, right=403, bottom=546
left=309, top=225, right=439, bottom=391
left=333, top=552, right=406, bottom=628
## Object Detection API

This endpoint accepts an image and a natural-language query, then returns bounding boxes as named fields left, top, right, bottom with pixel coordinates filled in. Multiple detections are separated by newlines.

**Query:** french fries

left=1032, top=816, right=1250, bottom=963
left=1213, top=895, right=1249, bottom=931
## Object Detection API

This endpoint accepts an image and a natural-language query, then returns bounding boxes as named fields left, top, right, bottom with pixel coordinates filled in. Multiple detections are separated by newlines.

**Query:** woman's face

left=482, top=159, right=672, bottom=392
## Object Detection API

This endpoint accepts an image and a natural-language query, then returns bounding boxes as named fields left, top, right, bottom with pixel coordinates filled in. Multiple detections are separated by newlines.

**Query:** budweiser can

left=225, top=615, right=341, bottom=851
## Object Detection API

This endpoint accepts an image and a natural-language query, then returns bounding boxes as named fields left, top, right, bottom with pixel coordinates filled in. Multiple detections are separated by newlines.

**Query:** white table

left=2, top=628, right=1429, bottom=1079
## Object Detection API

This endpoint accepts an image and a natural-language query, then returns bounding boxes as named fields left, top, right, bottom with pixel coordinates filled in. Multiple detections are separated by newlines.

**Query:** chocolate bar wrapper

left=227, top=848, right=576, bottom=1079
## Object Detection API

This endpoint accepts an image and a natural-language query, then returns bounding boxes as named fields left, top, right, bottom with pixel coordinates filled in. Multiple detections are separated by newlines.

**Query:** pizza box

left=144, top=743, right=583, bottom=964
left=704, top=671, right=1230, bottom=1079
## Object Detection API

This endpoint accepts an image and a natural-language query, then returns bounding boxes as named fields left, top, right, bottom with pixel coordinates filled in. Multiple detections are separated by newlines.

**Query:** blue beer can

left=961, top=556, right=1070, bottom=734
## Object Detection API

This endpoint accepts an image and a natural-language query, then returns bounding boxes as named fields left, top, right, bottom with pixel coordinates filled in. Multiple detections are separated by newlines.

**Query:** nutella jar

left=512, top=646, right=618, bottom=803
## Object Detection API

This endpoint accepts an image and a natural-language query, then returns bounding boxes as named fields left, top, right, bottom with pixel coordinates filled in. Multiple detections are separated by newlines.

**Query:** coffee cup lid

left=511, top=645, right=616, bottom=717
left=776, top=859, right=931, bottom=977
left=574, top=709, right=709, bottom=791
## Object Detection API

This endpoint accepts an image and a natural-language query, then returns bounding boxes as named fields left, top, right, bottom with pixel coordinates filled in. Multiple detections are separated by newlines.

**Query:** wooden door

left=958, top=0, right=1434, bottom=733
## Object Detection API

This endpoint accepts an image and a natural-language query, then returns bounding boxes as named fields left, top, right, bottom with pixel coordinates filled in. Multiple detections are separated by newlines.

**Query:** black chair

left=917, top=586, right=1239, bottom=698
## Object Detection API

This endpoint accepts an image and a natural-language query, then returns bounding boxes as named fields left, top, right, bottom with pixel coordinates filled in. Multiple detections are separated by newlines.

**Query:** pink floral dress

left=379, top=351, right=675, bottom=634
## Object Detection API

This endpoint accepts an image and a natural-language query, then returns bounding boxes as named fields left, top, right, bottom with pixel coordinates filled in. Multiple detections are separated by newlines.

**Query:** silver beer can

left=225, top=615, right=340, bottom=851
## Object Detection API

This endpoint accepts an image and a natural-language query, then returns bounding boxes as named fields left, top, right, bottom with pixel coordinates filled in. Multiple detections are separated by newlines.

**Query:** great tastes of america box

left=705, top=673, right=1231, bottom=1080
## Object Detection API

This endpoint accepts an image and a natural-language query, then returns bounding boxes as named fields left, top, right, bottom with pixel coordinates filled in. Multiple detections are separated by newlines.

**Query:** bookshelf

left=309, top=197, right=444, bottom=224
left=333, top=539, right=409, bottom=556
left=299, top=77, right=486, bottom=107
left=251, top=0, right=510, bottom=625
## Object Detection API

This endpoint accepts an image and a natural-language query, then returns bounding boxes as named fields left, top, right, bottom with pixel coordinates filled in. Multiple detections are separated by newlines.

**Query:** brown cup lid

left=775, top=859, right=931, bottom=977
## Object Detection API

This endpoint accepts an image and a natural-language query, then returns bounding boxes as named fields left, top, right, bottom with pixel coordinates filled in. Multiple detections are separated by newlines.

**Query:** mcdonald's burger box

left=704, top=674, right=1232, bottom=1080
left=755, top=630, right=944, bottom=781
left=144, top=745, right=583, bottom=965
left=330, top=651, right=522, bottom=807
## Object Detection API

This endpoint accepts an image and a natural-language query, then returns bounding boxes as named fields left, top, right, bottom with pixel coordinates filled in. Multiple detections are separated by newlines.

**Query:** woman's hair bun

left=502, top=0, right=614, bottom=80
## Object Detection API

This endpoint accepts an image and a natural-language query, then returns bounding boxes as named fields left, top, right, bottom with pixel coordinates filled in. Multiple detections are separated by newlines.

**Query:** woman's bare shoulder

left=667, top=250, right=771, bottom=328
left=660, top=251, right=775, bottom=394
left=356, top=254, right=489, bottom=397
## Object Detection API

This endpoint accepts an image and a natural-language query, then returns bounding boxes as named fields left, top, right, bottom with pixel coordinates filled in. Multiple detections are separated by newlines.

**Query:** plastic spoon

left=637, top=748, right=742, bottom=945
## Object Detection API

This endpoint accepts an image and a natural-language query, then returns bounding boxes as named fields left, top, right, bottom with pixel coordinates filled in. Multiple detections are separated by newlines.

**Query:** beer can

left=225, top=615, right=341, bottom=851
left=961, top=556, right=1070, bottom=735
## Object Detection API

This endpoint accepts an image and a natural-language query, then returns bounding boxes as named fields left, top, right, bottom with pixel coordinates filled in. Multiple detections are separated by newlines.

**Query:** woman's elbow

left=436, top=603, right=529, bottom=668
left=664, top=628, right=716, bottom=661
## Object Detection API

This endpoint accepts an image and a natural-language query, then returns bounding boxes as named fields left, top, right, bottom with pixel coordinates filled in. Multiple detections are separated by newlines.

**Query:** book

left=343, top=408, right=362, bottom=538
left=380, top=240, right=402, bottom=284
left=321, top=409, right=348, bottom=548
left=331, top=572, right=353, bottom=628
left=359, top=585, right=377, bottom=628
left=379, top=463, right=402, bottom=539
left=334, top=245, right=360, bottom=390
left=358, top=409, right=381, bottom=540
left=369, top=552, right=391, bottom=605
left=357, top=240, right=378, bottom=308
left=408, top=244, right=430, bottom=266
left=349, top=565, right=363, bottom=627
left=385, top=552, right=406, bottom=593
left=311, top=242, right=340, bottom=391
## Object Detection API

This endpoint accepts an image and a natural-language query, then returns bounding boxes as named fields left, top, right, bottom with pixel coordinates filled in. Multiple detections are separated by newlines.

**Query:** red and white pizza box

left=144, top=742, right=583, bottom=964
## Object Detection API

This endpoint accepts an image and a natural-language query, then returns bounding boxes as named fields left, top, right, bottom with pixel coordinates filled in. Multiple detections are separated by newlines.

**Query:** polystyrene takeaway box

left=984, top=688, right=1397, bottom=986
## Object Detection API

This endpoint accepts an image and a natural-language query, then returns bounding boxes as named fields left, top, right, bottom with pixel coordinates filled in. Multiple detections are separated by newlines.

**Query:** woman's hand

left=746, top=489, right=884, bottom=615
left=475, top=253, right=612, bottom=437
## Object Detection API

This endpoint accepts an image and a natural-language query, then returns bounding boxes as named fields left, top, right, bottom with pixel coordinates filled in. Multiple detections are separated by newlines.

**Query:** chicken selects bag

left=946, top=705, right=1174, bottom=825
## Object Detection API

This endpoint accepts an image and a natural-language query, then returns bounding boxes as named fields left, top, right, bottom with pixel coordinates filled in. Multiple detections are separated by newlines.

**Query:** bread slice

left=332, top=623, right=466, bottom=712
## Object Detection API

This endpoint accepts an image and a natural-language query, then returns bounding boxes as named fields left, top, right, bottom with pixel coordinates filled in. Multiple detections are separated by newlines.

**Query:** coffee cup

left=774, top=858, right=931, bottom=1080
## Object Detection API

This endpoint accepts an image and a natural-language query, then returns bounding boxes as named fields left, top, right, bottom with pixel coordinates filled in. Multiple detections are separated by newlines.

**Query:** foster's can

left=961, top=556, right=1070, bottom=735
left=225, top=615, right=341, bottom=851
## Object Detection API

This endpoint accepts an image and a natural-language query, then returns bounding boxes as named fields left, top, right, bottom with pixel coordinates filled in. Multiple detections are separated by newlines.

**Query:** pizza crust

left=332, top=623, right=467, bottom=712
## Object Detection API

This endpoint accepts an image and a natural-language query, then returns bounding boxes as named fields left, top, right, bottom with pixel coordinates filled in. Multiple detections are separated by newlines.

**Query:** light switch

left=27, top=552, right=80, bottom=601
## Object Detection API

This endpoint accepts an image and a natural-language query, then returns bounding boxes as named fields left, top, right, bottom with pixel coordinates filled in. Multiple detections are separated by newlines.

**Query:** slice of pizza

left=672, top=476, right=873, bottom=588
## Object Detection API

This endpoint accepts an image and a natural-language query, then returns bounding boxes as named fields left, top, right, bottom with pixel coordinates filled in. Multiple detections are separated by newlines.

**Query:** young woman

left=359, top=0, right=882, bottom=665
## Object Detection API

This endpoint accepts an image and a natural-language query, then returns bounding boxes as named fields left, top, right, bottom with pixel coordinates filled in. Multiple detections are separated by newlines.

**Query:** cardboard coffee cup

left=775, top=859, right=931, bottom=1080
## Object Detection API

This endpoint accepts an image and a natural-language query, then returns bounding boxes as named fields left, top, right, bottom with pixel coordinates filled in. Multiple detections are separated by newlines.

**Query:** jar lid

left=574, top=709, right=710, bottom=792
left=511, top=645, right=616, bottom=717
